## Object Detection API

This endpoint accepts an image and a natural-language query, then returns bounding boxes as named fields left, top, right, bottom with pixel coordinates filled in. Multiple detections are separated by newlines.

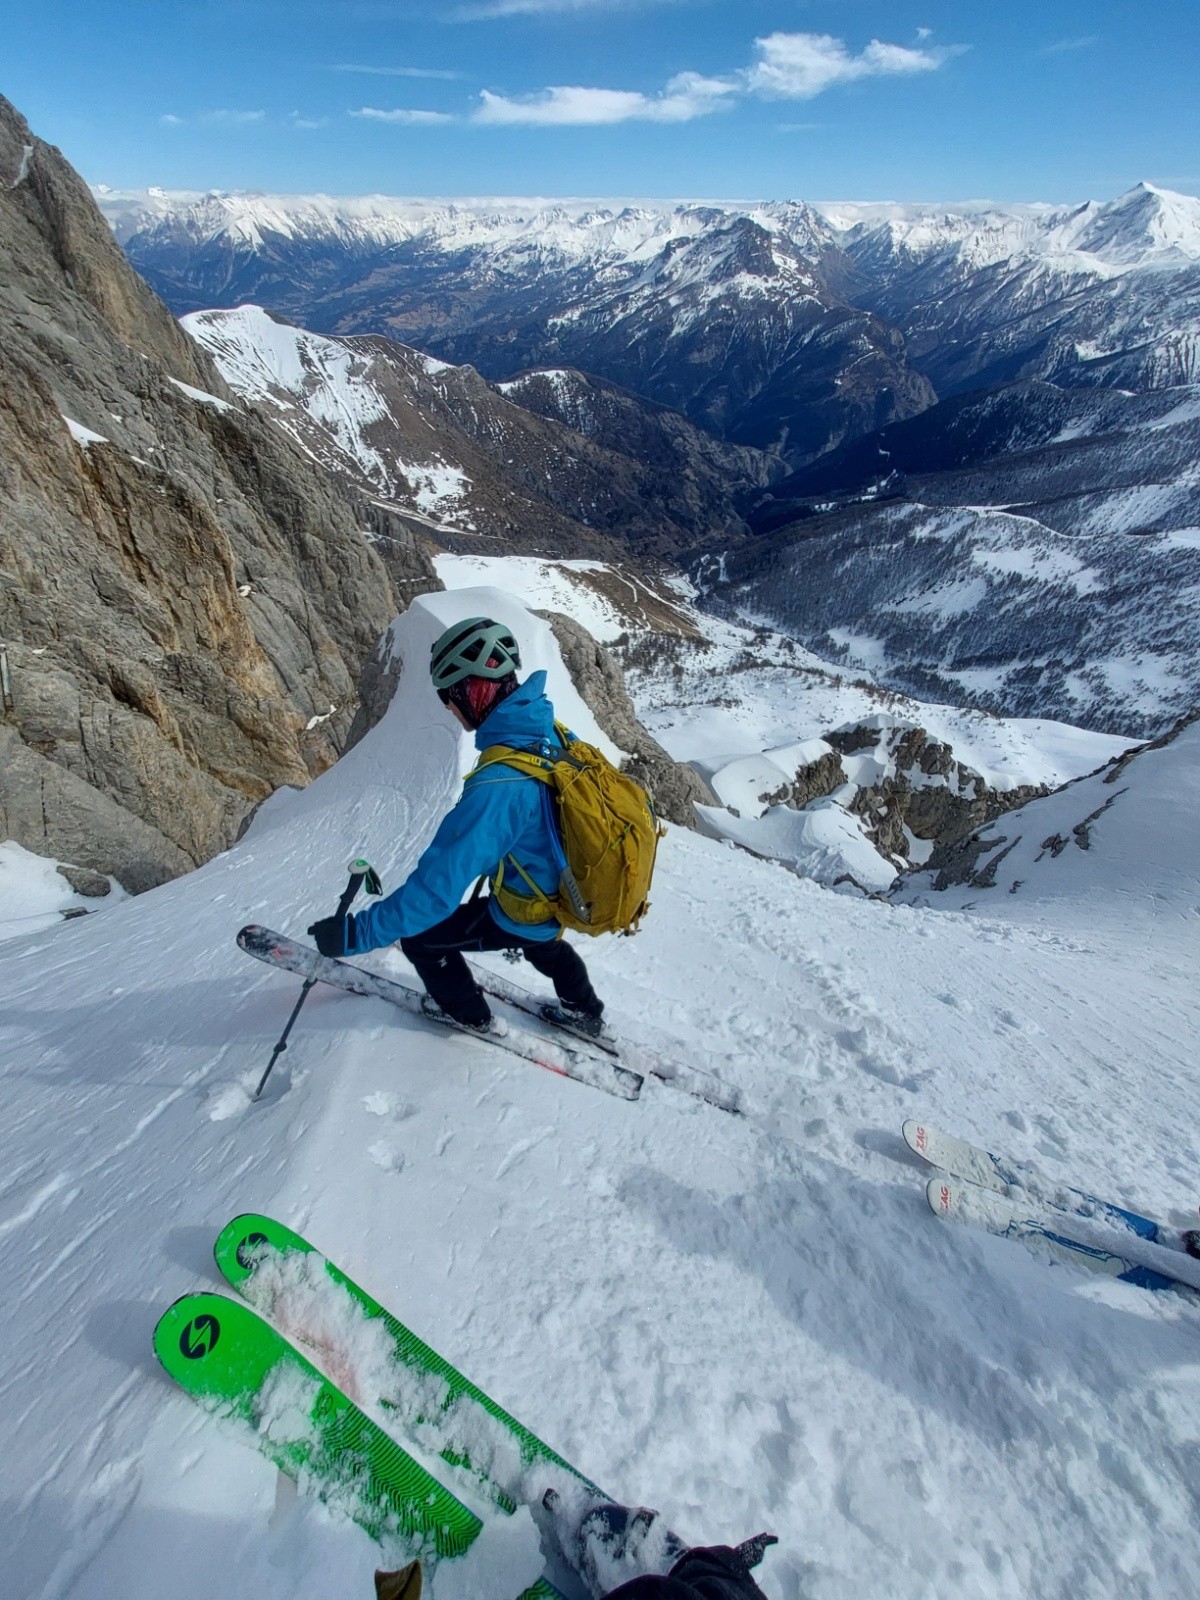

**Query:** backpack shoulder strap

left=470, top=743, right=555, bottom=784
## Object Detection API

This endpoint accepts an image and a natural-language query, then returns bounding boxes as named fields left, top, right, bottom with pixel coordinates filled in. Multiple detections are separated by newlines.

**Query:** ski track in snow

left=2, top=589, right=1199, bottom=1599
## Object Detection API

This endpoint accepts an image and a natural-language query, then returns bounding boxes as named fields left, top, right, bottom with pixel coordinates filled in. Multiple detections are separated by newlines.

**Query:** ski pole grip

left=332, top=857, right=381, bottom=920
left=334, top=870, right=365, bottom=920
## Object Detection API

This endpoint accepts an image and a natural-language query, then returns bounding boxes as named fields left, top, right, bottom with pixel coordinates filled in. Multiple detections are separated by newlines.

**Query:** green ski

left=154, top=1291, right=479, bottom=1554
left=154, top=1292, right=563, bottom=1598
left=213, top=1213, right=606, bottom=1518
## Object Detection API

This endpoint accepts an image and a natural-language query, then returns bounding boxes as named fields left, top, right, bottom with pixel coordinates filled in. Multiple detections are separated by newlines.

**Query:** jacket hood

left=473, top=670, right=556, bottom=750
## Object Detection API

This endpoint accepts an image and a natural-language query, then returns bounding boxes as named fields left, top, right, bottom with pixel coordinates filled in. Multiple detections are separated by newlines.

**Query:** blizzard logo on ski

left=180, top=1313, right=221, bottom=1359
left=236, top=1232, right=269, bottom=1270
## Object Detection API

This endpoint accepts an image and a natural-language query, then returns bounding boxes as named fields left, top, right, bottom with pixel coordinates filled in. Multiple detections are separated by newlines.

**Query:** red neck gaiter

left=449, top=672, right=515, bottom=730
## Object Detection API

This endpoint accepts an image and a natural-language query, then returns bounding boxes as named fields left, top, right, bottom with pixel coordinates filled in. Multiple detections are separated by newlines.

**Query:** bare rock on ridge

left=0, top=97, right=438, bottom=891
left=538, top=612, right=716, bottom=827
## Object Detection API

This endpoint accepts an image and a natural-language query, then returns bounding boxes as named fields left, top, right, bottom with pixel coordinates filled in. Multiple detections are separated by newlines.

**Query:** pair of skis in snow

left=908, top=1119, right=1200, bottom=1297
left=155, top=1215, right=609, bottom=1599
left=238, top=925, right=741, bottom=1115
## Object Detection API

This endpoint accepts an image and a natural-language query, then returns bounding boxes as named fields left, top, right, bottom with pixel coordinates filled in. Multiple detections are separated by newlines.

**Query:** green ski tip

left=153, top=1291, right=482, bottom=1557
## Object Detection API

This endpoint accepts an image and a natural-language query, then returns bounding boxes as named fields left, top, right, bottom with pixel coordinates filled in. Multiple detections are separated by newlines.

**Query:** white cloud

left=1038, top=35, right=1098, bottom=56
left=436, top=27, right=958, bottom=133
left=473, top=72, right=737, bottom=125
left=351, top=106, right=458, bottom=124
left=746, top=32, right=950, bottom=99
left=159, top=109, right=267, bottom=127
left=289, top=112, right=330, bottom=129
left=333, top=64, right=464, bottom=80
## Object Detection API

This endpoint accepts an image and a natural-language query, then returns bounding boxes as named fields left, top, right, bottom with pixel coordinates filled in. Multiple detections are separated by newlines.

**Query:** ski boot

left=544, top=1491, right=687, bottom=1599
left=421, top=995, right=507, bottom=1038
left=540, top=1001, right=616, bottom=1047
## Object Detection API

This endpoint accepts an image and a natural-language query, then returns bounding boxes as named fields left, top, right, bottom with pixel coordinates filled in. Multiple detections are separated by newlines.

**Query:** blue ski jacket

left=346, top=671, right=568, bottom=953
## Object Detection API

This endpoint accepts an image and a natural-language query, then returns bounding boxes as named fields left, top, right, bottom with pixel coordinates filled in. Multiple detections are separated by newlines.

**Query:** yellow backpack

left=473, top=723, right=663, bottom=936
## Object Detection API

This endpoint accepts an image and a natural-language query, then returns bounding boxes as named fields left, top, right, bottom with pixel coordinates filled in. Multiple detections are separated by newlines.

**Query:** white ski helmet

left=429, top=617, right=521, bottom=691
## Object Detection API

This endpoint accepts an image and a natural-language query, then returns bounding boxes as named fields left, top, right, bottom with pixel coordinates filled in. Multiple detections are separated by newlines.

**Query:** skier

left=307, top=617, right=606, bottom=1038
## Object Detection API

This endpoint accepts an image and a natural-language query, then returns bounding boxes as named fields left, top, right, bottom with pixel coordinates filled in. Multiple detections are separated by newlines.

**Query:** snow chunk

left=168, top=377, right=233, bottom=412
left=62, top=415, right=108, bottom=448
left=696, top=798, right=896, bottom=893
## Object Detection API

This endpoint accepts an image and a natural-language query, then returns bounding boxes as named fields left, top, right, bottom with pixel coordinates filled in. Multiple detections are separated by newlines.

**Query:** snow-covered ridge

left=183, top=305, right=474, bottom=518
left=98, top=182, right=1200, bottom=275
left=815, top=182, right=1200, bottom=273
left=100, top=188, right=836, bottom=267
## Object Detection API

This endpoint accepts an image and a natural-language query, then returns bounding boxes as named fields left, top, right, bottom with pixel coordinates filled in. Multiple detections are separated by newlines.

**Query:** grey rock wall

left=0, top=97, right=438, bottom=891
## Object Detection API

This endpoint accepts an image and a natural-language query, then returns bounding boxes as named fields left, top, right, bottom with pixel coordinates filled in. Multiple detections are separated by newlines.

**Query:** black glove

left=734, top=1533, right=778, bottom=1572
left=308, top=914, right=349, bottom=958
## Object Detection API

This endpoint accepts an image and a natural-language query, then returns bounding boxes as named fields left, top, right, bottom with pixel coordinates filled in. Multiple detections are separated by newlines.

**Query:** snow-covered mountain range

left=101, top=183, right=1200, bottom=460
left=95, top=179, right=1200, bottom=741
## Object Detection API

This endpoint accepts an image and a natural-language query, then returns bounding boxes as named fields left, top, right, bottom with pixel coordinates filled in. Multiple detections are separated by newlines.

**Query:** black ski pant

left=400, top=899, right=603, bottom=1028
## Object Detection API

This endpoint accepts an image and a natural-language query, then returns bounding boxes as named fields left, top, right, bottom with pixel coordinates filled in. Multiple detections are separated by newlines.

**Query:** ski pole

left=253, top=857, right=382, bottom=1101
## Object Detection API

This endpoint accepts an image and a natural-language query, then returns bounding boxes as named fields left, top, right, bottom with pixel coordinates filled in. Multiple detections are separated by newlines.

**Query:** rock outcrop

left=537, top=612, right=715, bottom=827
left=824, top=724, right=1048, bottom=862
left=0, top=97, right=437, bottom=891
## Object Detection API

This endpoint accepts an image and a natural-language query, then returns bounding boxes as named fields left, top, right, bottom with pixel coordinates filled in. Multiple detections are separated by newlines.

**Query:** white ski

left=238, top=926, right=643, bottom=1102
left=903, top=1119, right=1195, bottom=1254
left=926, top=1176, right=1200, bottom=1296
left=466, top=960, right=742, bottom=1116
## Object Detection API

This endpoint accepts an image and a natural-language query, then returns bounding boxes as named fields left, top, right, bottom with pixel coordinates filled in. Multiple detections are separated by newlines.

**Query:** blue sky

left=5, top=1, right=1198, bottom=201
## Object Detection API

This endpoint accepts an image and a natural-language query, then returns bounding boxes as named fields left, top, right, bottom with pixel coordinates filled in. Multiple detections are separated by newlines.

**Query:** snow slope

left=3, top=588, right=1200, bottom=1600
left=433, top=555, right=1133, bottom=890
left=0, top=841, right=126, bottom=944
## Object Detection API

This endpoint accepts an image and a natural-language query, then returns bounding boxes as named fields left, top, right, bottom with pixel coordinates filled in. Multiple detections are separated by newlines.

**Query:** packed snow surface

left=0, top=841, right=125, bottom=944
left=2, top=586, right=1199, bottom=1600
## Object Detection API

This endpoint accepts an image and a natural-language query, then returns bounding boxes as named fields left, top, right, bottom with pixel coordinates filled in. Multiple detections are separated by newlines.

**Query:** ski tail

left=927, top=1178, right=1199, bottom=1295
left=154, top=1292, right=482, bottom=1554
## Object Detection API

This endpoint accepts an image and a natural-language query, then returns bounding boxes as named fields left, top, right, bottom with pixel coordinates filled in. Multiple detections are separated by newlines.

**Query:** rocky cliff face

left=0, top=98, right=437, bottom=891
